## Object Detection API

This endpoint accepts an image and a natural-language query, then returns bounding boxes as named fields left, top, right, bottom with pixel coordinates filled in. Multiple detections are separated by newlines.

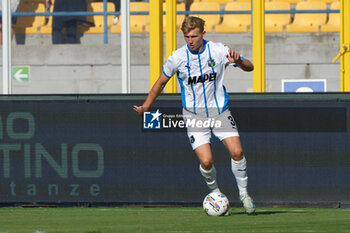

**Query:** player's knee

left=231, top=148, right=243, bottom=161
left=200, top=159, right=213, bottom=170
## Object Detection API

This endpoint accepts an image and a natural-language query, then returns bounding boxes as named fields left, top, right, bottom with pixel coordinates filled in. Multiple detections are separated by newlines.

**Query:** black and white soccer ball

left=203, top=192, right=230, bottom=216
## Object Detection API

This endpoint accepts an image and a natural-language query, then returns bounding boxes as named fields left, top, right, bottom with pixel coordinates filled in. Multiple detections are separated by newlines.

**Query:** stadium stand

left=201, top=0, right=231, bottom=4
left=110, top=2, right=149, bottom=33
left=321, top=0, right=340, bottom=32
left=285, top=1, right=327, bottom=33
left=14, top=0, right=46, bottom=34
left=144, top=2, right=186, bottom=32
left=265, top=1, right=291, bottom=33
left=171, top=2, right=186, bottom=30
left=309, top=0, right=339, bottom=4
left=189, top=1, right=221, bottom=32
left=13, top=0, right=341, bottom=36
left=39, top=0, right=54, bottom=34
left=269, top=0, right=302, bottom=4
left=214, top=1, right=251, bottom=33
left=79, top=2, right=115, bottom=34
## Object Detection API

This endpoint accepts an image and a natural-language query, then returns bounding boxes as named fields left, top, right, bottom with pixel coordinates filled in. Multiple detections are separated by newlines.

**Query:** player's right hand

left=133, top=105, right=144, bottom=116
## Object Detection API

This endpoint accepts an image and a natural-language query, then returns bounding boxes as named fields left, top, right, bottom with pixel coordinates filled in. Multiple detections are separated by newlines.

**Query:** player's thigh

left=212, top=110, right=239, bottom=138
left=183, top=108, right=212, bottom=150
left=194, top=143, right=214, bottom=170
left=212, top=110, right=243, bottom=160
left=186, top=129, right=211, bottom=150
left=222, top=136, right=243, bottom=161
left=186, top=128, right=213, bottom=169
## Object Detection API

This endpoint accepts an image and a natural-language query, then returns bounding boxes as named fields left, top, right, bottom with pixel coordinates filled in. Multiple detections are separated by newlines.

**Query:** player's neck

left=189, top=40, right=206, bottom=54
left=195, top=45, right=204, bottom=53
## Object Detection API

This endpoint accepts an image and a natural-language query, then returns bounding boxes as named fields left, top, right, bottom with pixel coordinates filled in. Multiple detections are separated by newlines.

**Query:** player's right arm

left=133, top=73, right=170, bottom=116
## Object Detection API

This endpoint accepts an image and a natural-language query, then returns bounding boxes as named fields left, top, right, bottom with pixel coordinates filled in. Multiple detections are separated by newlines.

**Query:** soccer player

left=134, top=16, right=255, bottom=214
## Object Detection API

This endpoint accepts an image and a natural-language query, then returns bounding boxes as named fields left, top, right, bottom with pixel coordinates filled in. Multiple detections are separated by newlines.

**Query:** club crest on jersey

left=208, top=59, right=215, bottom=67
left=190, top=135, right=195, bottom=144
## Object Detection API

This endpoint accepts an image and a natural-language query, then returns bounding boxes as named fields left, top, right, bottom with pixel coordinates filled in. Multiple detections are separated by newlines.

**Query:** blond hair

left=181, top=16, right=205, bottom=35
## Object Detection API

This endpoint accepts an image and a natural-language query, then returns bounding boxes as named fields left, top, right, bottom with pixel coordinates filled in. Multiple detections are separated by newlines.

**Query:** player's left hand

left=226, top=49, right=242, bottom=65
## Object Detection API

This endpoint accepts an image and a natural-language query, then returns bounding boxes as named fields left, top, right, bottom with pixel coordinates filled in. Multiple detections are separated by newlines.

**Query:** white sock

left=199, top=165, right=221, bottom=193
left=231, top=156, right=248, bottom=196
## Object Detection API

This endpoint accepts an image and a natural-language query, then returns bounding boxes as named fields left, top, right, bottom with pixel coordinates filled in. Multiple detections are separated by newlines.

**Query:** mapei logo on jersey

left=143, top=109, right=162, bottom=129
left=188, top=72, right=217, bottom=85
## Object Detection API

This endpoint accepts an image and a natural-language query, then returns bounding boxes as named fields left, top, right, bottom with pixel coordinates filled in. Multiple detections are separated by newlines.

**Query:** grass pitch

left=0, top=206, right=349, bottom=233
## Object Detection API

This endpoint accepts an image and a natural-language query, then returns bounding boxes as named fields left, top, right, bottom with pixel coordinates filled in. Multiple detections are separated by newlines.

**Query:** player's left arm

left=226, top=49, right=254, bottom=72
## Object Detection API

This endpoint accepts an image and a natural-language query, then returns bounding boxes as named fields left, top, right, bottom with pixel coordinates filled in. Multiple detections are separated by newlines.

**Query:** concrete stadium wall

left=0, top=32, right=340, bottom=94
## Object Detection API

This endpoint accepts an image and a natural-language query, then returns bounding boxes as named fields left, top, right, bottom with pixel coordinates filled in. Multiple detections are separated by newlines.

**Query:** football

left=203, top=192, right=230, bottom=216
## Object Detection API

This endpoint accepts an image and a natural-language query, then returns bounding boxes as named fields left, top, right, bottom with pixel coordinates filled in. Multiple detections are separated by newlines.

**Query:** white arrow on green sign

left=12, top=66, right=30, bottom=83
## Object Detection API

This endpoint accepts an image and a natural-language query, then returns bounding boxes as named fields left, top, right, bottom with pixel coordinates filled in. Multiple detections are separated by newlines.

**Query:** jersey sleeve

left=162, top=52, right=179, bottom=79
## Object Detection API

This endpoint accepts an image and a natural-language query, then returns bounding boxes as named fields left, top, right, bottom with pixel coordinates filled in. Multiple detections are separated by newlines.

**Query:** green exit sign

left=12, top=66, right=30, bottom=83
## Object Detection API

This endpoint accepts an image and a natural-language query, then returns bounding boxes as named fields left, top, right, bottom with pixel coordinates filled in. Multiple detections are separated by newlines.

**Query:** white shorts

left=182, top=108, right=240, bottom=150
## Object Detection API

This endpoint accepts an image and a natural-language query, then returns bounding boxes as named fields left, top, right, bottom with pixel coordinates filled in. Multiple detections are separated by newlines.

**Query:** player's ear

left=202, top=31, right=206, bottom=38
